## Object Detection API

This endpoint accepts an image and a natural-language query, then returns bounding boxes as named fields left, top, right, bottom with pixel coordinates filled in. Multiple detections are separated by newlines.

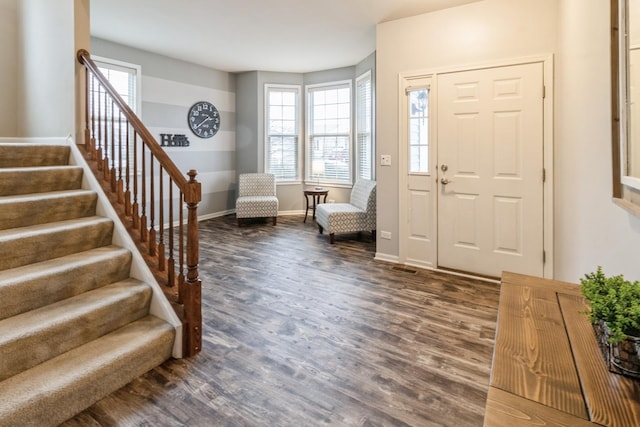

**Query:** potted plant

left=580, top=266, right=640, bottom=379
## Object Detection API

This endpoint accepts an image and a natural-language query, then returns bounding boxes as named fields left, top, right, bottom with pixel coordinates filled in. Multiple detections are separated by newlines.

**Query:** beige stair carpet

left=0, top=141, right=175, bottom=427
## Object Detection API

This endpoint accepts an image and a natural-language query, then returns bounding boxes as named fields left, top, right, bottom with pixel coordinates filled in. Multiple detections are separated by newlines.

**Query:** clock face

left=188, top=101, right=220, bottom=138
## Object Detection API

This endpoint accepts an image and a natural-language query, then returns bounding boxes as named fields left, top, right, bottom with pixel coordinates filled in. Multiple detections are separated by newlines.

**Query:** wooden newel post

left=183, top=169, right=202, bottom=356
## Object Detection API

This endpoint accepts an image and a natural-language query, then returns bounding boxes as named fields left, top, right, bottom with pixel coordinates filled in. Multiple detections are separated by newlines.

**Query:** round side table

left=303, top=188, right=329, bottom=223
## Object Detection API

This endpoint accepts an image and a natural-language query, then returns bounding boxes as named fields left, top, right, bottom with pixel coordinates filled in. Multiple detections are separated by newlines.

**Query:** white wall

left=554, top=0, right=640, bottom=281
left=16, top=0, right=76, bottom=137
left=376, top=0, right=640, bottom=283
left=0, top=0, right=18, bottom=136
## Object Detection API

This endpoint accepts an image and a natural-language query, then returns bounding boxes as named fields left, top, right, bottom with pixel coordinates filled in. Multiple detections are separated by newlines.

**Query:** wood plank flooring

left=61, top=214, right=500, bottom=427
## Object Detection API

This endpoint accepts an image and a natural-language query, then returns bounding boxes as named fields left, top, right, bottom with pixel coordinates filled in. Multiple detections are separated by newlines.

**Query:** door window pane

left=408, top=88, right=429, bottom=173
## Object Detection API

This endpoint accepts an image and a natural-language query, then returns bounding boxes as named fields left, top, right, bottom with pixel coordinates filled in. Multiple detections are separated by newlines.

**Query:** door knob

left=440, top=177, right=451, bottom=185
left=441, top=164, right=448, bottom=172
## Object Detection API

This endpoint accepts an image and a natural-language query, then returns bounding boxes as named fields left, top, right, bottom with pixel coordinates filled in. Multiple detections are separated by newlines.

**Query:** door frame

left=398, top=54, right=554, bottom=279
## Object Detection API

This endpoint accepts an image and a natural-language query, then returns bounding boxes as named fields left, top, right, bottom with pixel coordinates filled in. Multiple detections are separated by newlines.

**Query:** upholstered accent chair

left=236, top=173, right=279, bottom=226
left=316, top=179, right=376, bottom=244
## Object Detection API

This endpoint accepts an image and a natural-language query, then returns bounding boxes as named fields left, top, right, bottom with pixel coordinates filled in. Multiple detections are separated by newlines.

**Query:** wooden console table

left=484, top=272, right=640, bottom=426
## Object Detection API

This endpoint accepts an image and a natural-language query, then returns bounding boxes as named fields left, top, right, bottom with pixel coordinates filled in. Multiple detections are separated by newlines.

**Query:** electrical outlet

left=380, top=154, right=391, bottom=166
left=380, top=231, right=392, bottom=239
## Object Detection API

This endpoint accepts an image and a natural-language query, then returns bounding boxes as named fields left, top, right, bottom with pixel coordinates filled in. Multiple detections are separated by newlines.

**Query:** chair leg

left=273, top=216, right=277, bottom=225
left=372, top=230, right=376, bottom=241
left=329, top=233, right=335, bottom=244
left=318, top=225, right=323, bottom=234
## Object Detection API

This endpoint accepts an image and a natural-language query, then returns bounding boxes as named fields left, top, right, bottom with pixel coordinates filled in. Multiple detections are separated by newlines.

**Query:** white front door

left=436, top=63, right=544, bottom=278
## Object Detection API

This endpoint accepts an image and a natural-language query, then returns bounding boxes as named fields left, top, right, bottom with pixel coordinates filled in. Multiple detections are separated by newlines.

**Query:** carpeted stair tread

left=0, top=189, right=97, bottom=230
left=0, top=216, right=114, bottom=271
left=0, top=144, right=70, bottom=167
left=0, top=166, right=83, bottom=196
left=0, top=279, right=152, bottom=382
left=0, top=245, right=132, bottom=320
left=0, top=315, right=174, bottom=427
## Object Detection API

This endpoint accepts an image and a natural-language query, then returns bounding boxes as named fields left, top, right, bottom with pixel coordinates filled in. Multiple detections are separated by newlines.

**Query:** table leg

left=304, top=194, right=310, bottom=223
left=312, top=195, right=318, bottom=219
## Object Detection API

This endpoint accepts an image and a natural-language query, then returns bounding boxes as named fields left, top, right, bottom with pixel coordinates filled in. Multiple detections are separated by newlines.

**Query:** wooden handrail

left=77, top=49, right=202, bottom=356
left=77, top=49, right=189, bottom=192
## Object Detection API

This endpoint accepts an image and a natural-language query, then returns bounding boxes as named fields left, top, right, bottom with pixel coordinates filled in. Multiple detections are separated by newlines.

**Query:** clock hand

left=194, top=116, right=212, bottom=129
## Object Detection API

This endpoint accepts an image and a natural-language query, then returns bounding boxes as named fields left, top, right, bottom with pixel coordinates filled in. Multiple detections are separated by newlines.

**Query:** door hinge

left=542, top=168, right=546, bottom=182
left=542, top=85, right=546, bottom=99
left=543, top=250, right=546, bottom=264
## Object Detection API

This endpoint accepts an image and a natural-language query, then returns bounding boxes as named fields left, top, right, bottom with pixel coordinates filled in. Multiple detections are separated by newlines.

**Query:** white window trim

left=305, top=79, right=353, bottom=187
left=264, top=83, right=302, bottom=183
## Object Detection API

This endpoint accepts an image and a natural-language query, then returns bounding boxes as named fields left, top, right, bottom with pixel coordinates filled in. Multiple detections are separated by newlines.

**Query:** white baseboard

left=374, top=253, right=400, bottom=263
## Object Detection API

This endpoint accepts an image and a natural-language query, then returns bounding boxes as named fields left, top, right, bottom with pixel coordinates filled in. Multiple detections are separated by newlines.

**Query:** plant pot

left=593, top=320, right=640, bottom=380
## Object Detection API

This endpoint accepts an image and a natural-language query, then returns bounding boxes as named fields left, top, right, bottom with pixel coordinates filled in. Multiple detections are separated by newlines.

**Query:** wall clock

left=188, top=101, right=220, bottom=138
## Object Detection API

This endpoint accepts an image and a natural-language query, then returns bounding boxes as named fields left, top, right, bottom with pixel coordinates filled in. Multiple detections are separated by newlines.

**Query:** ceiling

left=90, top=0, right=481, bottom=73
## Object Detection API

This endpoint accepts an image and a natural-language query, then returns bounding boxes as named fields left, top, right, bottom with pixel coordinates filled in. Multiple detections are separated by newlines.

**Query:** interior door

left=436, top=63, right=544, bottom=278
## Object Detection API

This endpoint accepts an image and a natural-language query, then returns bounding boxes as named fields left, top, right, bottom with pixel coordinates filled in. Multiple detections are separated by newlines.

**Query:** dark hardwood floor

left=62, top=214, right=500, bottom=427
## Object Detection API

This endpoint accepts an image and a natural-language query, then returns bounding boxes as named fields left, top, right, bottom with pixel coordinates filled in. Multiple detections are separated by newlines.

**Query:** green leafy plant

left=580, top=266, right=640, bottom=343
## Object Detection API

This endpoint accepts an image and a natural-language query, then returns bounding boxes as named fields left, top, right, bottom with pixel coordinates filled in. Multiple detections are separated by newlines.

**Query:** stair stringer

left=7, top=136, right=184, bottom=358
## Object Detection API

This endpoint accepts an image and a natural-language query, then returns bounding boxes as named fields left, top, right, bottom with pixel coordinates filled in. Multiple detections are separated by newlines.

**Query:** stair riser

left=0, top=317, right=174, bottom=427
left=0, top=192, right=97, bottom=230
left=0, top=145, right=70, bottom=167
left=0, top=167, right=83, bottom=196
left=0, top=247, right=132, bottom=320
left=0, top=281, right=153, bottom=382
left=0, top=219, right=114, bottom=271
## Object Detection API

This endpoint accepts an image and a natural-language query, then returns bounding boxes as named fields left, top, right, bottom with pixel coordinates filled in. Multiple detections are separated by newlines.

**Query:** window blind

left=356, top=72, right=372, bottom=180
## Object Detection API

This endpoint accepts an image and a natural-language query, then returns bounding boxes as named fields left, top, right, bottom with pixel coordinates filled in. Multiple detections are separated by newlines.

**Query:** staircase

left=0, top=141, right=176, bottom=426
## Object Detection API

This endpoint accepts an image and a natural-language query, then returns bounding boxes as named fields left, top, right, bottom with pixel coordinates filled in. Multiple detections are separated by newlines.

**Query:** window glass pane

left=283, top=106, right=295, bottom=120
left=282, top=91, right=295, bottom=105
left=270, top=91, right=282, bottom=105
left=338, top=87, right=350, bottom=103
left=408, top=88, right=429, bottom=173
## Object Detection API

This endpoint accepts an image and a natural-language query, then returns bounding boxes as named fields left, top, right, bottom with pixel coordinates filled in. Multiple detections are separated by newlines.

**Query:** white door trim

left=397, top=54, right=554, bottom=278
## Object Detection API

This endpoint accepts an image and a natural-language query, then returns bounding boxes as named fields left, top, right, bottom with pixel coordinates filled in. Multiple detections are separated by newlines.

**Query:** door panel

left=437, top=63, right=544, bottom=278
left=403, top=78, right=436, bottom=268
